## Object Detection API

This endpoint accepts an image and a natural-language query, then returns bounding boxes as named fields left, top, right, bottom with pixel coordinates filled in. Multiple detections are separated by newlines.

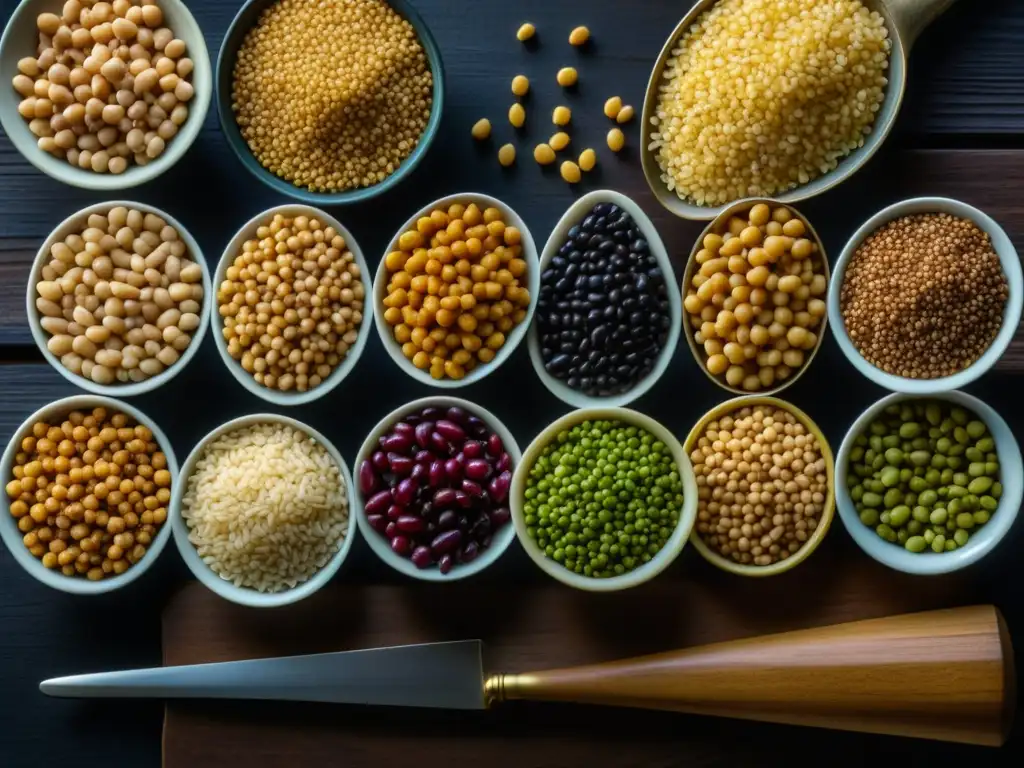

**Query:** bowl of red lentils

left=0, top=395, right=176, bottom=594
left=374, top=193, right=539, bottom=387
left=828, top=197, right=1023, bottom=393
left=684, top=396, right=835, bottom=577
left=212, top=205, right=374, bottom=406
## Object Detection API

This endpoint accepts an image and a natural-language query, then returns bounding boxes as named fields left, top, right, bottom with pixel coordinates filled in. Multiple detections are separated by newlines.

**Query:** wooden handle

left=488, top=606, right=1015, bottom=746
left=886, top=0, right=958, bottom=49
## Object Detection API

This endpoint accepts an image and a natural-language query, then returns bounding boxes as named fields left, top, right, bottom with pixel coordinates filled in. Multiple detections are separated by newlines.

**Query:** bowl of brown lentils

left=0, top=0, right=212, bottom=189
left=216, top=0, right=443, bottom=204
left=213, top=205, right=373, bottom=405
left=684, top=396, right=835, bottom=577
left=0, top=395, right=176, bottom=594
left=828, top=197, right=1023, bottom=393
left=26, top=201, right=212, bottom=395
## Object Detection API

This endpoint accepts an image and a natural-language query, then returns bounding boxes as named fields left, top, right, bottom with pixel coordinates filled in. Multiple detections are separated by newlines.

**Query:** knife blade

left=39, top=640, right=486, bottom=710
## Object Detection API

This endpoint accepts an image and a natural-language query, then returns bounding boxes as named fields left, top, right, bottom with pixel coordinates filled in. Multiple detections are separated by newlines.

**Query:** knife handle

left=486, top=605, right=1014, bottom=747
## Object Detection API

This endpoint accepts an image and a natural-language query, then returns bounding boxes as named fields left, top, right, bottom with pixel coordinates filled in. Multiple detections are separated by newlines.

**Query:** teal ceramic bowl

left=215, top=0, right=444, bottom=205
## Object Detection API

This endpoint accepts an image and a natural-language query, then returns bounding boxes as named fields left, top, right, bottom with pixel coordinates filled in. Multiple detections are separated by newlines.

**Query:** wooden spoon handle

left=487, top=605, right=1015, bottom=746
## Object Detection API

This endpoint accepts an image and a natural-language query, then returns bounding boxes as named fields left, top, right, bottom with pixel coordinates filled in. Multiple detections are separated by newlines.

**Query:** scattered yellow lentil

left=471, top=118, right=491, bottom=141
left=534, top=144, right=556, bottom=165
left=511, top=75, right=530, bottom=97
left=517, top=22, right=536, bottom=42
left=603, top=97, right=622, bottom=119
left=556, top=67, right=578, bottom=87
left=549, top=132, right=570, bottom=151
left=616, top=105, right=635, bottom=124
left=607, top=128, right=624, bottom=152
left=578, top=148, right=596, bottom=172
left=509, top=103, right=526, bottom=128
left=498, top=143, right=516, bottom=167
left=568, top=26, right=590, bottom=46
left=560, top=160, right=581, bottom=184
left=552, top=106, right=571, bottom=126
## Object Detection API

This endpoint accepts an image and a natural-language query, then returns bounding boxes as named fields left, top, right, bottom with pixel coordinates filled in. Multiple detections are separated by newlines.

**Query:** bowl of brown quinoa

left=828, top=197, right=1023, bottom=393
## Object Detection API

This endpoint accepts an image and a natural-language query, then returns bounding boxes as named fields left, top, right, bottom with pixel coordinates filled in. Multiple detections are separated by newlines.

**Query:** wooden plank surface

left=2, top=0, right=1024, bottom=767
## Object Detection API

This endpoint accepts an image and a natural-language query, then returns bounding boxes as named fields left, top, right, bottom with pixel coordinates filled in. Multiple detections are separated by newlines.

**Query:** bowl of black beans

left=528, top=191, right=681, bottom=408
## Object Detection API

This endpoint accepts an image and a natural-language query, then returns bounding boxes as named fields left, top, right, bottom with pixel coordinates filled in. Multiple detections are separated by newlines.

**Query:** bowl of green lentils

left=836, top=391, right=1022, bottom=575
left=510, top=408, right=698, bottom=591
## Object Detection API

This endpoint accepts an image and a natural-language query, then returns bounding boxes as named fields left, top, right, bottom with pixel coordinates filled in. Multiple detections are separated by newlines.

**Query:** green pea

left=883, top=488, right=903, bottom=508
left=924, top=529, right=936, bottom=544
left=973, top=510, right=991, bottom=526
left=929, top=507, right=947, bottom=525
left=946, top=538, right=958, bottom=551
left=986, top=461, right=999, bottom=475
left=869, top=420, right=887, bottom=436
left=954, top=529, right=970, bottom=547
left=962, top=494, right=978, bottom=511
left=907, top=520, right=923, bottom=535
left=859, top=509, right=879, bottom=526
left=924, top=468, right=941, bottom=486
left=937, top=487, right=948, bottom=499
left=968, top=476, right=993, bottom=495
left=862, top=492, right=882, bottom=508
left=850, top=484, right=865, bottom=502
left=864, top=448, right=877, bottom=464
left=992, top=482, right=1003, bottom=499
left=947, top=486, right=966, bottom=499
left=911, top=437, right=929, bottom=451
left=853, top=464, right=871, bottom=478
left=876, top=524, right=896, bottom=542
left=976, top=437, right=994, bottom=453
left=954, top=426, right=970, bottom=445
left=939, top=418, right=955, bottom=434
left=883, top=448, right=903, bottom=466
left=880, top=466, right=900, bottom=488
left=951, top=407, right=968, bottom=426
left=918, top=489, right=938, bottom=507
left=885, top=435, right=904, bottom=450
left=869, top=435, right=883, bottom=453
left=899, top=422, right=920, bottom=439
left=953, top=472, right=969, bottom=486
left=930, top=454, right=947, bottom=469
left=948, top=498, right=962, bottom=516
left=928, top=427, right=942, bottom=439
left=904, top=492, right=918, bottom=507
left=931, top=534, right=946, bottom=553
left=872, top=455, right=885, bottom=471
left=966, top=420, right=987, bottom=439
left=955, top=512, right=975, bottom=529
left=935, top=437, right=952, bottom=455
left=855, top=434, right=868, bottom=447
left=900, top=468, right=913, bottom=483
left=889, top=505, right=911, bottom=526
left=948, top=443, right=966, bottom=457
left=908, top=476, right=929, bottom=493
left=880, top=511, right=891, bottom=525
left=965, top=447, right=983, bottom=463
left=866, top=479, right=885, bottom=494
left=945, top=456, right=962, bottom=470
left=909, top=451, right=930, bottom=467
left=905, top=536, right=927, bottom=553
left=967, top=462, right=986, bottom=478
left=912, top=506, right=930, bottom=523
left=850, top=446, right=865, bottom=463
left=939, top=468, right=954, bottom=485
left=925, top=403, right=942, bottom=426
left=980, top=495, right=998, bottom=511
left=897, top=528, right=909, bottom=544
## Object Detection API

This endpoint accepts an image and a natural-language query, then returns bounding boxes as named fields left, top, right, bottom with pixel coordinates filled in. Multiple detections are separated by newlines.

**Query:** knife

left=40, top=605, right=1014, bottom=746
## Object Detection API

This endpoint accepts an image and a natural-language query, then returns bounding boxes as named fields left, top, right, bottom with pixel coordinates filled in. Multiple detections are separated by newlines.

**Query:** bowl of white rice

left=170, top=413, right=356, bottom=607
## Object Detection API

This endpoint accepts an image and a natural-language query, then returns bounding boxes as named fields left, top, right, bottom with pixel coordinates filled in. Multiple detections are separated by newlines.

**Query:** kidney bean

left=430, top=431, right=450, bottom=454
left=439, top=554, right=454, bottom=574
left=462, top=441, right=482, bottom=459
left=426, top=521, right=438, bottom=536
left=496, top=452, right=513, bottom=474
left=489, top=507, right=511, bottom=528
left=458, top=515, right=471, bottom=532
left=419, top=502, right=436, bottom=519
left=388, top=453, right=413, bottom=476
left=380, top=433, right=413, bottom=454
left=460, top=541, right=480, bottom=563
left=359, top=460, right=379, bottom=495
left=435, top=420, right=466, bottom=443
left=446, top=406, right=468, bottom=424
left=471, top=516, right=491, bottom=541
left=453, top=490, right=472, bottom=509
left=393, top=422, right=415, bottom=438
left=372, top=451, right=389, bottom=472
left=462, top=479, right=484, bottom=498
left=467, top=417, right=489, bottom=438
left=421, top=407, right=444, bottom=420
left=487, top=434, right=504, bottom=457
left=390, top=535, right=411, bottom=556
left=365, top=489, right=393, bottom=515
left=433, top=488, right=457, bottom=508
left=431, top=529, right=462, bottom=556
left=414, top=449, right=434, bottom=464
left=465, top=459, right=491, bottom=481
left=411, top=546, right=433, bottom=569
left=414, top=421, right=435, bottom=449
left=367, top=514, right=386, bottom=533
left=387, top=504, right=405, bottom=521
left=397, top=516, right=425, bottom=534
left=438, top=510, right=458, bottom=530
left=428, top=460, right=446, bottom=488
left=405, top=413, right=422, bottom=426
left=385, top=521, right=398, bottom=538
left=410, top=463, right=427, bottom=483
left=394, top=477, right=418, bottom=506
left=445, top=458, right=462, bottom=481
left=489, top=471, right=512, bottom=504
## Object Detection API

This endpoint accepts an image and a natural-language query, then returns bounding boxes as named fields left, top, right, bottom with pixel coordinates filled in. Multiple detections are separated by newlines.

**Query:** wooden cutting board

left=161, top=554, right=978, bottom=768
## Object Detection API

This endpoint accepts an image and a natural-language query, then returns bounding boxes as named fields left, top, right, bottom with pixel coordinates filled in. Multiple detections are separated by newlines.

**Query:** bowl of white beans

left=0, top=0, right=212, bottom=189
left=26, top=200, right=212, bottom=396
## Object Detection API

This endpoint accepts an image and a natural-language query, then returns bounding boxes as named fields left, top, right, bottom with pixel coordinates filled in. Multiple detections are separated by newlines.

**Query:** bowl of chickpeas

left=374, top=193, right=539, bottom=387
left=212, top=205, right=373, bottom=405
left=681, top=200, right=829, bottom=395
left=27, top=201, right=212, bottom=395
left=0, top=395, right=177, bottom=594
left=0, top=0, right=212, bottom=189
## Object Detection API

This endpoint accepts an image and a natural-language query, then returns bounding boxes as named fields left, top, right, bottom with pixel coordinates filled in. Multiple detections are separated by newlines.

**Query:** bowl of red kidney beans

left=353, top=397, right=520, bottom=580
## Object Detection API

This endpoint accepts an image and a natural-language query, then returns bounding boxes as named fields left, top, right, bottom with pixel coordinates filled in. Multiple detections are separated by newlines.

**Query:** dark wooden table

left=2, top=0, right=1023, bottom=765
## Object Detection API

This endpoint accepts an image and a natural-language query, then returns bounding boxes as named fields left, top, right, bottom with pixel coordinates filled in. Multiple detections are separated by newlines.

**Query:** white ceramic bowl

left=27, top=200, right=212, bottom=397
left=0, top=0, right=212, bottom=190
left=170, top=413, right=357, bottom=607
left=373, top=193, right=540, bottom=388
left=211, top=205, right=374, bottom=406
left=0, top=395, right=177, bottom=594
left=353, top=397, right=520, bottom=581
left=510, top=407, right=698, bottom=592
left=828, top=197, right=1023, bottom=393
left=835, top=391, right=1023, bottom=575
left=527, top=190, right=682, bottom=409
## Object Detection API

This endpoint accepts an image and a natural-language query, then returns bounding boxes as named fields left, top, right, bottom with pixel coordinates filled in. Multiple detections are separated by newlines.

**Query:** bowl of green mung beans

left=836, top=391, right=1023, bottom=575
left=510, top=408, right=698, bottom=592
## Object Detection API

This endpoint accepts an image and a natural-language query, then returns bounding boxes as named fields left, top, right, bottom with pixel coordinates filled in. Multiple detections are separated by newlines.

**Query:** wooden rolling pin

left=487, top=605, right=1015, bottom=746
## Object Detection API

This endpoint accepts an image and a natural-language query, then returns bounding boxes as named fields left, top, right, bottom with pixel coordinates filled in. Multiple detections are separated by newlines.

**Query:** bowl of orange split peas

left=374, top=193, right=540, bottom=387
left=681, top=199, right=830, bottom=396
